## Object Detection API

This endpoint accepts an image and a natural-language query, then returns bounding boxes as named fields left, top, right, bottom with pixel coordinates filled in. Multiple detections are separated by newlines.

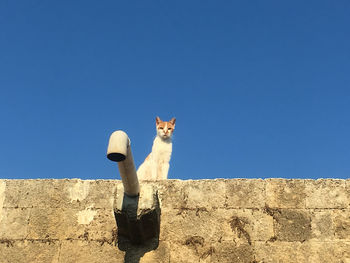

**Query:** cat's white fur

left=137, top=117, right=175, bottom=180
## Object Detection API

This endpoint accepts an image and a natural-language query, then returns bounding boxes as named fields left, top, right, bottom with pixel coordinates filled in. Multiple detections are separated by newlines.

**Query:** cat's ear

left=169, top=117, right=176, bottom=125
left=156, top=116, right=162, bottom=125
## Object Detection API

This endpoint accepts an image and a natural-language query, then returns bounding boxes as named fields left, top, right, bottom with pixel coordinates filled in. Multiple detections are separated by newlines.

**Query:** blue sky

left=0, top=1, right=349, bottom=180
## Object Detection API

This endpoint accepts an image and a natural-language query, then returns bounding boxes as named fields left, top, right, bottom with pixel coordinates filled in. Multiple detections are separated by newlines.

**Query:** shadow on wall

left=114, top=194, right=161, bottom=263
left=119, top=236, right=159, bottom=263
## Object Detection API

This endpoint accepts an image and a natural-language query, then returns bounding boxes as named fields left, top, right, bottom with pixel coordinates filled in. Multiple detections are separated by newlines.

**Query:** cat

left=137, top=117, right=176, bottom=180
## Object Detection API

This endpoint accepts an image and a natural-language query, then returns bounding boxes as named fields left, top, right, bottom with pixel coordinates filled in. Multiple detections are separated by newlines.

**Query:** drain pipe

left=107, top=130, right=160, bottom=246
left=107, top=130, right=139, bottom=196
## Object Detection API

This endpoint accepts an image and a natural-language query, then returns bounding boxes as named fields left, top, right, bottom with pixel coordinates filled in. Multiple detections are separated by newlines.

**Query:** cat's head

left=156, top=117, right=176, bottom=140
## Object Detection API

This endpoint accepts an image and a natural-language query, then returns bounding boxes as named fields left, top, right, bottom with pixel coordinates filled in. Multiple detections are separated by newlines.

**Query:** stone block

left=0, top=240, right=60, bottom=263
left=305, top=179, right=348, bottom=209
left=114, top=183, right=158, bottom=213
left=59, top=240, right=124, bottom=263
left=27, top=207, right=80, bottom=240
left=27, top=207, right=115, bottom=242
left=333, top=209, right=350, bottom=240
left=157, top=180, right=187, bottom=209
left=311, top=241, right=350, bottom=263
left=161, top=207, right=273, bottom=245
left=211, top=241, right=254, bottom=263
left=3, top=179, right=118, bottom=209
left=80, top=209, right=117, bottom=243
left=225, top=179, right=266, bottom=208
left=256, top=241, right=350, bottom=262
left=265, top=208, right=312, bottom=242
left=160, top=207, right=227, bottom=243
left=217, top=208, right=274, bottom=243
left=266, top=179, right=306, bottom=208
left=0, top=208, right=30, bottom=239
left=309, top=209, right=350, bottom=242
left=255, top=241, right=313, bottom=262
left=169, top=239, right=217, bottom=263
left=3, top=179, right=68, bottom=208
left=64, top=179, right=118, bottom=209
left=181, top=180, right=226, bottom=209
left=310, top=209, right=334, bottom=241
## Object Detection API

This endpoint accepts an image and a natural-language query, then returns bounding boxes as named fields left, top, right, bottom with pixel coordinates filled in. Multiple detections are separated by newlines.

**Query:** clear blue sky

left=1, top=1, right=349, bottom=180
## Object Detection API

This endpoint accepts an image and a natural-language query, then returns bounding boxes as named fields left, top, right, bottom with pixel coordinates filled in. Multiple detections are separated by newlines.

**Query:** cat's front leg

left=158, top=162, right=169, bottom=180
left=151, top=159, right=158, bottom=180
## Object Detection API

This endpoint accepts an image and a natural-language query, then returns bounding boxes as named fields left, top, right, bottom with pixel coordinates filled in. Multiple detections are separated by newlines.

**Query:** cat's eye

left=168, top=128, right=171, bottom=130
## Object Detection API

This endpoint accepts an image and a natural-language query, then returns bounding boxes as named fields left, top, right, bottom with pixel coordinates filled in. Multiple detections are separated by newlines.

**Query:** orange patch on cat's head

left=156, top=117, right=176, bottom=138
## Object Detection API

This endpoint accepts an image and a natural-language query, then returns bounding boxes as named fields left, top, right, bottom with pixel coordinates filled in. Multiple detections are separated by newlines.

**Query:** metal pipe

left=107, top=130, right=140, bottom=196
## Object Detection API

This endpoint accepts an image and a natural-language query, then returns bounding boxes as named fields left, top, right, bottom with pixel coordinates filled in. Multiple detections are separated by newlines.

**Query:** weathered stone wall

left=0, top=179, right=349, bottom=262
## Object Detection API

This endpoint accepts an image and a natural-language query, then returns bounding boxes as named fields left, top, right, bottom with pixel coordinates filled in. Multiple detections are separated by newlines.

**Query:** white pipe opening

left=107, top=130, right=140, bottom=196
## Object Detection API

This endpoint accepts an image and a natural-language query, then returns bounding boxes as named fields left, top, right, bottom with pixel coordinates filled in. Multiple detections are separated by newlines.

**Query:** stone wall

left=0, top=179, right=349, bottom=262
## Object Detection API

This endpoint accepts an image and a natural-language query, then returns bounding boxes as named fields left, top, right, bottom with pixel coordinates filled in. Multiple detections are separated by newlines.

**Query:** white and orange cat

left=137, top=117, right=176, bottom=180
